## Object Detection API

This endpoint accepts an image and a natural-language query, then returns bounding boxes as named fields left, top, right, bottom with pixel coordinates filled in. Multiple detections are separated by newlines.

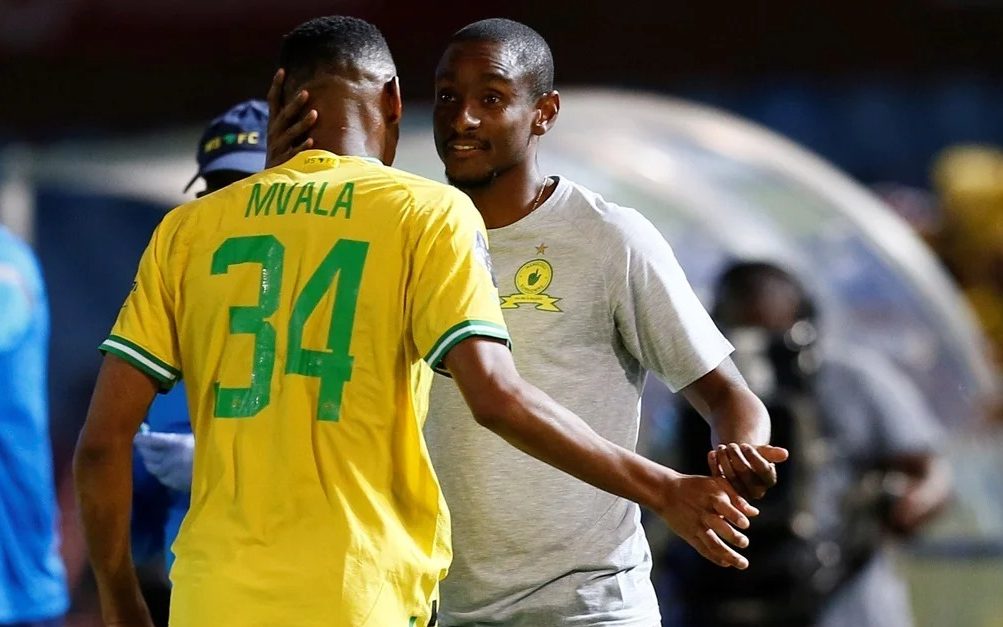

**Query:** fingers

left=694, top=527, right=749, bottom=570
left=284, top=104, right=318, bottom=135
left=277, top=108, right=318, bottom=153
left=760, top=444, right=790, bottom=463
left=703, top=511, right=749, bottom=548
left=715, top=443, right=756, bottom=496
left=717, top=443, right=780, bottom=499
left=267, top=68, right=285, bottom=120
left=711, top=494, right=751, bottom=529
left=266, top=87, right=317, bottom=168
left=660, top=474, right=754, bottom=569
left=715, top=476, right=760, bottom=518
left=742, top=443, right=779, bottom=488
left=292, top=137, right=314, bottom=154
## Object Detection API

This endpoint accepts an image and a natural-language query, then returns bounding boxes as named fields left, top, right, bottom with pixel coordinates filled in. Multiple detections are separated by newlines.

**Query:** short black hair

left=713, top=261, right=817, bottom=323
left=279, top=16, right=396, bottom=86
left=451, top=18, right=554, bottom=99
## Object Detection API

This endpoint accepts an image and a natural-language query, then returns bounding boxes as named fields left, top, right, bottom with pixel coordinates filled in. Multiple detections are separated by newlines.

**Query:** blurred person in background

left=76, top=15, right=758, bottom=627
left=931, top=146, right=1003, bottom=391
left=0, top=225, right=69, bottom=627
left=656, top=261, right=951, bottom=627
left=422, top=18, right=786, bottom=627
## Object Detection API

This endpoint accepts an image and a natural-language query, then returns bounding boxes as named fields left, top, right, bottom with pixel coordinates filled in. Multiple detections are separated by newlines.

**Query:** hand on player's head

left=266, top=68, right=318, bottom=168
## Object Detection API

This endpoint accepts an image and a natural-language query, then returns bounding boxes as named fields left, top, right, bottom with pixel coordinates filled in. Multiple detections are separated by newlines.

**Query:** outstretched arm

left=74, top=354, right=158, bottom=627
left=445, top=337, right=759, bottom=570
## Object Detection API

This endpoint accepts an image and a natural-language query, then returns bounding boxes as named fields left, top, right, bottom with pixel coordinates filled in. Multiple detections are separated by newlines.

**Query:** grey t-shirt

left=425, top=176, right=734, bottom=626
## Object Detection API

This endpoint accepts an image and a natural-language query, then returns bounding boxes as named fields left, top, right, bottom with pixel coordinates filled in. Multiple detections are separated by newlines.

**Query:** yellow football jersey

left=100, top=151, right=509, bottom=627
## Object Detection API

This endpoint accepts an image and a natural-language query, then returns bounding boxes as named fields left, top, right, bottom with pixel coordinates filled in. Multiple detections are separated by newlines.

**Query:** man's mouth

left=447, top=140, right=488, bottom=154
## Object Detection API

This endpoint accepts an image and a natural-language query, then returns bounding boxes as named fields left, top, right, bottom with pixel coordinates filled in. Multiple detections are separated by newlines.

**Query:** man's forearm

left=74, top=436, right=150, bottom=623
left=706, top=386, right=771, bottom=446
left=682, top=361, right=771, bottom=446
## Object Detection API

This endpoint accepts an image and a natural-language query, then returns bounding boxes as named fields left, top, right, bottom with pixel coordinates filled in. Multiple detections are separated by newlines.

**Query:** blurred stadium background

left=2, top=1, right=1001, bottom=625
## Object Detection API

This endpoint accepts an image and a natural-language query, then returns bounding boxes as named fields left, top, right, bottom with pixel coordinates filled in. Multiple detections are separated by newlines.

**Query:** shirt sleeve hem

left=424, top=320, right=511, bottom=376
left=663, top=339, right=735, bottom=393
left=99, top=334, right=181, bottom=391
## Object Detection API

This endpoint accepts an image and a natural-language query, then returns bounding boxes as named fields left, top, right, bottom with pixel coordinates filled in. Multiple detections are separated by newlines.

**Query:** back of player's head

left=451, top=18, right=554, bottom=98
left=712, top=261, right=817, bottom=328
left=279, top=16, right=397, bottom=88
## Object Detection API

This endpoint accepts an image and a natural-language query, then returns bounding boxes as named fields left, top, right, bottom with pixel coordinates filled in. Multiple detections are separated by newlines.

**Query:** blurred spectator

left=931, top=145, right=1003, bottom=375
left=654, top=261, right=951, bottom=627
left=0, top=225, right=69, bottom=627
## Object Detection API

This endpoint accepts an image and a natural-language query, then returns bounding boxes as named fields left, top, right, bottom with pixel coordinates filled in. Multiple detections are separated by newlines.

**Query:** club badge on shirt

left=500, top=247, right=562, bottom=312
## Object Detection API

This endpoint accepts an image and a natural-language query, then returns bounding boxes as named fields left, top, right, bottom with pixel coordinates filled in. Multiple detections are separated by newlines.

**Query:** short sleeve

left=603, top=208, right=733, bottom=392
left=409, top=188, right=510, bottom=374
left=99, top=221, right=182, bottom=390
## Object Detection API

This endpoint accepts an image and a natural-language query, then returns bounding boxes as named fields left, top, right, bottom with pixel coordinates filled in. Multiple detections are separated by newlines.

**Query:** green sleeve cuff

left=99, top=334, right=181, bottom=391
left=424, top=320, right=511, bottom=376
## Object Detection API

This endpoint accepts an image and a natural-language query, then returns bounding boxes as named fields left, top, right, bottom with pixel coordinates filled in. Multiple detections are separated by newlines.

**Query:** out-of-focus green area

left=904, top=428, right=1003, bottom=627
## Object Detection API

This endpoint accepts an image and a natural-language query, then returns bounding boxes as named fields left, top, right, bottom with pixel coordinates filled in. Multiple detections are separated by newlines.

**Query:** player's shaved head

left=274, top=15, right=403, bottom=165
left=279, top=16, right=397, bottom=91
left=450, top=18, right=554, bottom=99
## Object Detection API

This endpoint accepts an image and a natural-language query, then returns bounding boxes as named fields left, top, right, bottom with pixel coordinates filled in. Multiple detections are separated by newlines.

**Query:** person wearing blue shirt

left=0, top=225, right=69, bottom=627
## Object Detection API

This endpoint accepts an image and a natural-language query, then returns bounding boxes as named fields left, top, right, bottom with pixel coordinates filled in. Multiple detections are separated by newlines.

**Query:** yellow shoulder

left=376, top=166, right=477, bottom=221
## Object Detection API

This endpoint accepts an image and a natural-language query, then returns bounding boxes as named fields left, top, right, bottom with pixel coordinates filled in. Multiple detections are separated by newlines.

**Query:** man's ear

left=532, top=90, right=560, bottom=136
left=383, top=76, right=403, bottom=125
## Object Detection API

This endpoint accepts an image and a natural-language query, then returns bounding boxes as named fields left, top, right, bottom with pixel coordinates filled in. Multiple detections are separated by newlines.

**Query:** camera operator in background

left=652, top=261, right=951, bottom=627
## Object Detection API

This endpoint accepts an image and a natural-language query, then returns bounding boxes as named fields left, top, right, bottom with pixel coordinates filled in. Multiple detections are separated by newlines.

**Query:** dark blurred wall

left=2, top=0, right=1002, bottom=140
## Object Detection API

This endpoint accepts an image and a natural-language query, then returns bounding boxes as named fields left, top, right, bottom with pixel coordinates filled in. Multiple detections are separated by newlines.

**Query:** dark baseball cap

left=184, top=99, right=268, bottom=192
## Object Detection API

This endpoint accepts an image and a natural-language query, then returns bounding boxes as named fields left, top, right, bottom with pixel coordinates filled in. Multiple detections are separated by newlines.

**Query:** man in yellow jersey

left=75, top=16, right=758, bottom=627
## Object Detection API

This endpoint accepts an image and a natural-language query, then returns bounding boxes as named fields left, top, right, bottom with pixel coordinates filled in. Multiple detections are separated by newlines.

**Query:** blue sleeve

left=0, top=265, right=33, bottom=350
left=146, top=382, right=193, bottom=434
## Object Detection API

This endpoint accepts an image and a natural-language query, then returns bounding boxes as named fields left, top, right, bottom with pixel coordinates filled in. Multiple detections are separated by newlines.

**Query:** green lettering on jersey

left=331, top=182, right=354, bottom=219
left=210, top=235, right=284, bottom=417
left=274, top=183, right=298, bottom=215
left=286, top=239, right=369, bottom=421
left=292, top=182, right=315, bottom=214
left=210, top=235, right=369, bottom=422
left=244, top=183, right=277, bottom=217
left=312, top=182, right=329, bottom=216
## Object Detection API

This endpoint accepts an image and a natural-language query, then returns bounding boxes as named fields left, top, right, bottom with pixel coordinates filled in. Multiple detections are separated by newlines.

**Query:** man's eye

left=483, top=95, right=500, bottom=105
left=437, top=92, right=455, bottom=103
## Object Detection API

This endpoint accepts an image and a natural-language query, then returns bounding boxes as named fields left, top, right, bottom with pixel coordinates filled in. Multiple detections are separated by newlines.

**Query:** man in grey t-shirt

left=426, top=19, right=789, bottom=626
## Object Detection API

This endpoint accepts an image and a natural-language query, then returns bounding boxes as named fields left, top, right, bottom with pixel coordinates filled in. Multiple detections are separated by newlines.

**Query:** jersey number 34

left=210, top=234, right=368, bottom=422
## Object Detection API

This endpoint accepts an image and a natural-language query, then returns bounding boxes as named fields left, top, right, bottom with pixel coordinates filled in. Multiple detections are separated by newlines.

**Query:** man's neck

left=317, top=126, right=380, bottom=163
left=463, top=165, right=552, bottom=229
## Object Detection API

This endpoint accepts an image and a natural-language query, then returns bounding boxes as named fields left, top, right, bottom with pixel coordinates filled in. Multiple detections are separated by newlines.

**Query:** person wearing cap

left=182, top=99, right=269, bottom=197
left=131, top=99, right=269, bottom=579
